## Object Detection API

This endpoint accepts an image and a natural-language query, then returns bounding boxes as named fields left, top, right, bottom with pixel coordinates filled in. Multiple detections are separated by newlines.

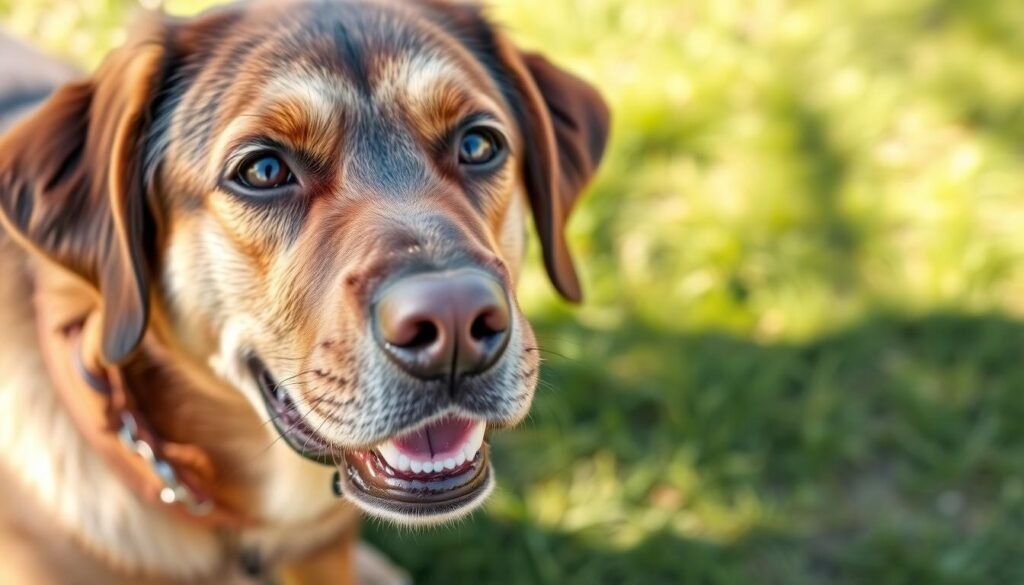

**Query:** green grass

left=386, top=312, right=1024, bottom=584
left=4, top=0, right=1024, bottom=583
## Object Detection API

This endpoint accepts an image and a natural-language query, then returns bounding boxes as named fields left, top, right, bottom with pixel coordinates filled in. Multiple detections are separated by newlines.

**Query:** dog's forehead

left=173, top=0, right=506, bottom=164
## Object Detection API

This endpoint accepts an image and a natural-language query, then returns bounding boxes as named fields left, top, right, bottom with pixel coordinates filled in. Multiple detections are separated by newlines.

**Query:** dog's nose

left=373, top=270, right=511, bottom=380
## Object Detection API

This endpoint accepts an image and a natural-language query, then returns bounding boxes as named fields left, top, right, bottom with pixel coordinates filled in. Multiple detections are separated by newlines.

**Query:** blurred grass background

left=3, top=0, right=1024, bottom=583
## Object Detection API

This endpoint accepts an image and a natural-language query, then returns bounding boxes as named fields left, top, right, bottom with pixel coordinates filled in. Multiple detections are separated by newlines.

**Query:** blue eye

left=458, top=128, right=503, bottom=166
left=237, top=153, right=294, bottom=189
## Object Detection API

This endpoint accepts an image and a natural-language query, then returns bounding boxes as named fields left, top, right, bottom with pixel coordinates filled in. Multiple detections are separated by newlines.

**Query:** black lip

left=250, top=357, right=334, bottom=465
left=250, top=357, right=495, bottom=514
left=340, top=446, right=493, bottom=517
left=251, top=356, right=495, bottom=514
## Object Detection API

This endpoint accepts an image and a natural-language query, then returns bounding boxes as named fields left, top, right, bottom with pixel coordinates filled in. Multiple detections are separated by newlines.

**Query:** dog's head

left=0, top=0, right=607, bottom=524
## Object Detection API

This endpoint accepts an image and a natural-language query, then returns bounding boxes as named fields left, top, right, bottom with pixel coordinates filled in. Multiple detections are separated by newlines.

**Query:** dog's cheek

left=161, top=217, right=225, bottom=357
left=512, top=311, right=541, bottom=420
left=161, top=214, right=270, bottom=379
left=497, top=185, right=528, bottom=285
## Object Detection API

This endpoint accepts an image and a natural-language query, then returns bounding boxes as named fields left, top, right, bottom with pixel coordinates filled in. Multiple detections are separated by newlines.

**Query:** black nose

left=373, top=270, right=511, bottom=380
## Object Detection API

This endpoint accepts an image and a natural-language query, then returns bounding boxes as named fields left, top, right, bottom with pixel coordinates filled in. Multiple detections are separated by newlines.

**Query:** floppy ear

left=408, top=2, right=612, bottom=301
left=502, top=51, right=610, bottom=302
left=0, top=16, right=170, bottom=365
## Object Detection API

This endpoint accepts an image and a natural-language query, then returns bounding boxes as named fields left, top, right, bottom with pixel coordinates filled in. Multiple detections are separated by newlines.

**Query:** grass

left=3, top=0, right=1024, bottom=583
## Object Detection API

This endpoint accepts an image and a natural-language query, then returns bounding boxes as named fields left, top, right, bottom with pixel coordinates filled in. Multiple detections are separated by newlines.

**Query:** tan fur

left=0, top=0, right=609, bottom=582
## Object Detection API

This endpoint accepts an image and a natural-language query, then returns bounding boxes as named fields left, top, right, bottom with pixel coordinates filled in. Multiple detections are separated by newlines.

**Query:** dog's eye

left=458, top=128, right=504, bottom=166
left=237, top=153, right=294, bottom=190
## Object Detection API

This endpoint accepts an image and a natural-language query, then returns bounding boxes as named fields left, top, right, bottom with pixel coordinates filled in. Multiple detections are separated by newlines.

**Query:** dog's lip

left=250, top=357, right=494, bottom=516
left=340, top=416, right=490, bottom=512
left=341, top=442, right=491, bottom=510
left=251, top=356, right=333, bottom=463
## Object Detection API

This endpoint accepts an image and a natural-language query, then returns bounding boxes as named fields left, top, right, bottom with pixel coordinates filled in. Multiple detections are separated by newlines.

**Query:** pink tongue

left=392, top=417, right=475, bottom=458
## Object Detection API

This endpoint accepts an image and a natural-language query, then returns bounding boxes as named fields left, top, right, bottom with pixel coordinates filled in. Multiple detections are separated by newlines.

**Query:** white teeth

left=374, top=419, right=488, bottom=476
left=377, top=440, right=404, bottom=471
left=463, top=421, right=486, bottom=462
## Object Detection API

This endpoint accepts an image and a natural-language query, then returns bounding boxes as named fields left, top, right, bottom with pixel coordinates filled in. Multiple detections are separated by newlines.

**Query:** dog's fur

left=0, top=0, right=608, bottom=583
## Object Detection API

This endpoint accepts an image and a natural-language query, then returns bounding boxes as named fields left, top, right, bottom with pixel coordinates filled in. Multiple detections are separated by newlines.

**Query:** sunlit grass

left=3, top=0, right=1024, bottom=583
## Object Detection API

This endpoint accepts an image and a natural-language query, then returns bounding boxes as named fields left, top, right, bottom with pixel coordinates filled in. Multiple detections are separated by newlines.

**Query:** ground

left=3, top=0, right=1024, bottom=583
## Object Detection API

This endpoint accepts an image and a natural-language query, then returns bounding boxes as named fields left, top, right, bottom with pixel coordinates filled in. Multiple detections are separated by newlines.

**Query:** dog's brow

left=263, top=71, right=355, bottom=123
left=374, top=52, right=508, bottom=128
left=208, top=71, right=353, bottom=174
left=382, top=53, right=462, bottom=96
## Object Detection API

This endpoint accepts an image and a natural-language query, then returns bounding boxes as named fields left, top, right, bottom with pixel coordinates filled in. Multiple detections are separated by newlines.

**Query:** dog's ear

left=0, top=15, right=171, bottom=365
left=501, top=50, right=610, bottom=302
left=428, top=1, right=611, bottom=301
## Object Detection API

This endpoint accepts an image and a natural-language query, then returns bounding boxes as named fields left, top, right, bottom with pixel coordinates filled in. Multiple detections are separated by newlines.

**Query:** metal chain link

left=116, top=411, right=213, bottom=516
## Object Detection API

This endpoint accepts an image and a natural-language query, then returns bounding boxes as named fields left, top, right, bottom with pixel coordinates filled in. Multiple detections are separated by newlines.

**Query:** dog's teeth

left=460, top=421, right=486, bottom=462
left=377, top=441, right=405, bottom=472
left=375, top=419, right=487, bottom=476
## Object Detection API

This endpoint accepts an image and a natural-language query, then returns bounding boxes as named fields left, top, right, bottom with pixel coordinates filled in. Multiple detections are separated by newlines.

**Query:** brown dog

left=0, top=0, right=608, bottom=582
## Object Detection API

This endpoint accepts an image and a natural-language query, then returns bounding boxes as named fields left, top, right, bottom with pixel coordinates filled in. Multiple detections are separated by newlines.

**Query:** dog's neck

left=0, top=240, right=353, bottom=580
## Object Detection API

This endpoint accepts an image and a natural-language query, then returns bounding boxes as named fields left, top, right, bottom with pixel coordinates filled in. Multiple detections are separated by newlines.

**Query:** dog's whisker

left=272, top=369, right=319, bottom=387
left=536, top=380, right=557, bottom=393
left=301, top=410, right=335, bottom=457
left=252, top=373, right=325, bottom=430
left=523, top=346, right=578, bottom=363
left=255, top=378, right=349, bottom=457
left=257, top=391, right=332, bottom=429
left=531, top=334, right=584, bottom=348
left=259, top=355, right=308, bottom=362
left=257, top=406, right=322, bottom=457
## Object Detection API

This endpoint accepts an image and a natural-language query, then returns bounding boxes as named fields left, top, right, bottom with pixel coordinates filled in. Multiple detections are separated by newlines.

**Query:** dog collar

left=33, top=295, right=252, bottom=530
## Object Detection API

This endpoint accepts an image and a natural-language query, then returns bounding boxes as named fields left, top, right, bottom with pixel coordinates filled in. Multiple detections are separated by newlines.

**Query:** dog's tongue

left=393, top=417, right=476, bottom=458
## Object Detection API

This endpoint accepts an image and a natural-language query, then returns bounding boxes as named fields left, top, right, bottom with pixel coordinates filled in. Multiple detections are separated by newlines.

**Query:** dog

left=0, top=0, right=608, bottom=582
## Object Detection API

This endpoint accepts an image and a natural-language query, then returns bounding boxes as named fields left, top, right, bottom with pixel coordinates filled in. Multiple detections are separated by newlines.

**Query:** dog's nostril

left=401, top=320, right=439, bottom=349
left=470, top=310, right=506, bottom=342
left=373, top=269, right=511, bottom=380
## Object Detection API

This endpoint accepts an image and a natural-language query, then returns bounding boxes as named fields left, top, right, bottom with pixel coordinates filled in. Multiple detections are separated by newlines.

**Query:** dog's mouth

left=340, top=417, right=492, bottom=522
left=251, top=358, right=493, bottom=522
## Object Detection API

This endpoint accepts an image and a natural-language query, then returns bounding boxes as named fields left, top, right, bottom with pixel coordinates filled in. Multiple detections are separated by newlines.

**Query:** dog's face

left=0, top=0, right=607, bottom=524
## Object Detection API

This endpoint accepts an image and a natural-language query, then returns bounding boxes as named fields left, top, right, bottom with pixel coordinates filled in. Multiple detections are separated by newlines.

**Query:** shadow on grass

left=365, top=310, right=1024, bottom=585
left=366, top=518, right=742, bottom=585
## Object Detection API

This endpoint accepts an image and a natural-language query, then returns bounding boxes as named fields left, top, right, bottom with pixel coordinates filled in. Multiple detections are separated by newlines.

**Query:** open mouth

left=251, top=358, right=493, bottom=522
left=251, top=357, right=333, bottom=462
left=340, top=416, right=492, bottom=522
